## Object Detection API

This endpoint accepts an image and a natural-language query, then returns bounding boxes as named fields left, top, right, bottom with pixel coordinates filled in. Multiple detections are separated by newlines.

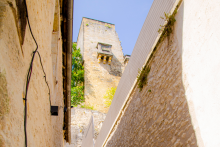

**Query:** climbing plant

left=71, top=43, right=84, bottom=106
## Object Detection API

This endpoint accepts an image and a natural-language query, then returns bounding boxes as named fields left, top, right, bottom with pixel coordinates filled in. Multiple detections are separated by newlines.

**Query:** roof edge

left=83, top=17, right=115, bottom=25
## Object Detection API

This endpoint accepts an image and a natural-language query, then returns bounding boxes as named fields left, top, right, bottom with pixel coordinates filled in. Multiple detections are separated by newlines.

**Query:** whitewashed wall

left=182, top=0, right=220, bottom=146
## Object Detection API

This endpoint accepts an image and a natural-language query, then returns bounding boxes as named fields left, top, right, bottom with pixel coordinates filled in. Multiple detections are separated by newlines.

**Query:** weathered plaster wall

left=0, top=0, right=64, bottom=146
left=105, top=3, right=198, bottom=146
left=77, top=18, right=124, bottom=112
left=182, top=0, right=220, bottom=146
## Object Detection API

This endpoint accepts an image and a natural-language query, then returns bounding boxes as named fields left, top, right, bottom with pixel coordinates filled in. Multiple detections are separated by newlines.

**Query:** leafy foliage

left=72, top=43, right=84, bottom=86
left=71, top=43, right=84, bottom=106
left=104, top=87, right=117, bottom=107
left=71, top=86, right=84, bottom=106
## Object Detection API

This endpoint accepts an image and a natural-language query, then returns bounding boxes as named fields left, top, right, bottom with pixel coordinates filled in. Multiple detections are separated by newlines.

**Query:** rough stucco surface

left=77, top=18, right=124, bottom=113
left=0, top=0, right=64, bottom=146
left=105, top=5, right=198, bottom=146
left=182, top=0, right=220, bottom=146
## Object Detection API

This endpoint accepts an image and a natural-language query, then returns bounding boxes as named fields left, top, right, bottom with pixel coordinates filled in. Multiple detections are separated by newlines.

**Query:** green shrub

left=71, top=43, right=84, bottom=106
left=71, top=86, right=84, bottom=106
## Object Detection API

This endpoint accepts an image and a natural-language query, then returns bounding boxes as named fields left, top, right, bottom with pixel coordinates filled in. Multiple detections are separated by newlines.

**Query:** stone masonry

left=65, top=107, right=106, bottom=147
left=77, top=18, right=125, bottom=113
left=105, top=19, right=198, bottom=146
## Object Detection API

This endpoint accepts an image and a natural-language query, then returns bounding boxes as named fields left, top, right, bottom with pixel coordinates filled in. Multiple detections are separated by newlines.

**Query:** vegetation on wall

left=137, top=66, right=151, bottom=91
left=71, top=43, right=84, bottom=106
left=157, top=0, right=182, bottom=46
left=104, top=87, right=117, bottom=107
left=81, top=104, right=94, bottom=110
left=105, top=24, right=111, bottom=28
left=137, top=1, right=182, bottom=92
left=158, top=11, right=177, bottom=38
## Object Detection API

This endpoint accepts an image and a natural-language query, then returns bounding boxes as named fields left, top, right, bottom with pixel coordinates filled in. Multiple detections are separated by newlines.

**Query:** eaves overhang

left=61, top=0, right=73, bottom=144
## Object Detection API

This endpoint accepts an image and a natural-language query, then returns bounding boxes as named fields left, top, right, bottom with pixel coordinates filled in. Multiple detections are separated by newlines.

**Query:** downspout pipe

left=66, top=0, right=73, bottom=143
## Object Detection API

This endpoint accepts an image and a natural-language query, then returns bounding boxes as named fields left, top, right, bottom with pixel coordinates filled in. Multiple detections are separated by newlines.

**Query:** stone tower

left=77, top=17, right=125, bottom=112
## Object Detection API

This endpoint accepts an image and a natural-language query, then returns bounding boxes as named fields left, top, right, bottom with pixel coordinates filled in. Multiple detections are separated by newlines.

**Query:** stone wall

left=95, top=1, right=220, bottom=146
left=105, top=4, right=198, bottom=146
left=0, top=0, right=64, bottom=146
left=77, top=18, right=124, bottom=113
left=65, top=107, right=106, bottom=147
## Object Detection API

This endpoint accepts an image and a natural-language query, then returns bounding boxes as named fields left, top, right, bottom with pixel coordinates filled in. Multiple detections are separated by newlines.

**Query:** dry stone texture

left=65, top=107, right=106, bottom=147
left=77, top=18, right=125, bottom=113
left=106, top=30, right=198, bottom=147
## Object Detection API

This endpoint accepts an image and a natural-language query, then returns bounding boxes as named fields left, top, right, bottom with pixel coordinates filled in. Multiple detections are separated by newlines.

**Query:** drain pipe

left=66, top=0, right=73, bottom=143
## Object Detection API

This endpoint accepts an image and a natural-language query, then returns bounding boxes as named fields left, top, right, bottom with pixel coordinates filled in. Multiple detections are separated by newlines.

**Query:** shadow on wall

left=84, top=69, right=96, bottom=98
left=7, top=0, right=27, bottom=51
left=105, top=2, right=201, bottom=146
left=0, top=71, right=9, bottom=147
left=100, top=54, right=123, bottom=77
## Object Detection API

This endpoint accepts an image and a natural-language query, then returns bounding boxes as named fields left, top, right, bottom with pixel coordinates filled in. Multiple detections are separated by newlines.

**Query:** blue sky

left=73, top=0, right=154, bottom=55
